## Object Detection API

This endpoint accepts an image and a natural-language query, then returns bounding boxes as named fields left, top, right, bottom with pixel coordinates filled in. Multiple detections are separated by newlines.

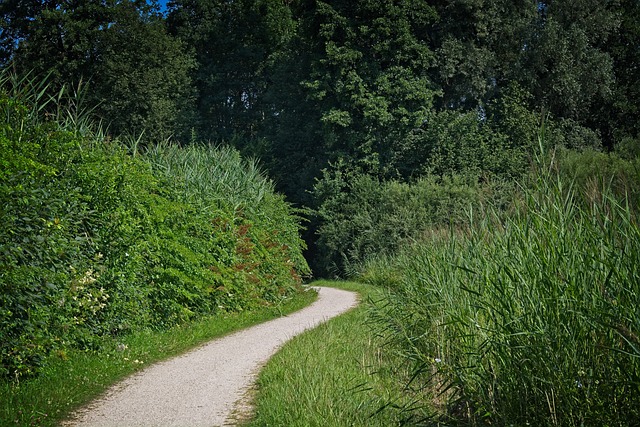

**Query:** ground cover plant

left=0, top=72, right=310, bottom=387
left=246, top=280, right=432, bottom=427
left=358, top=143, right=640, bottom=425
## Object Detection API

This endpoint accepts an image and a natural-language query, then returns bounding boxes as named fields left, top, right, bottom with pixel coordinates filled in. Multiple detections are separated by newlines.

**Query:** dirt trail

left=63, top=286, right=358, bottom=427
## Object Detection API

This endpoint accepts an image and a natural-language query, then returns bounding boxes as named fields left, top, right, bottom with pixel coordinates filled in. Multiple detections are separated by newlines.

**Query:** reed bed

left=143, top=142, right=309, bottom=276
left=361, top=153, right=640, bottom=425
left=144, top=142, right=273, bottom=210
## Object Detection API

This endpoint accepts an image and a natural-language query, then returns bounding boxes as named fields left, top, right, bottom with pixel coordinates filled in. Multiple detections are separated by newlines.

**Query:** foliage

left=555, top=147, right=640, bottom=209
left=0, top=0, right=195, bottom=143
left=92, top=9, right=196, bottom=143
left=167, top=0, right=294, bottom=142
left=303, top=0, right=438, bottom=175
left=2, top=0, right=638, bottom=204
left=597, top=0, right=640, bottom=146
left=2, top=3, right=638, bottom=263
left=310, top=84, right=546, bottom=278
left=143, top=142, right=311, bottom=305
left=312, top=164, right=483, bottom=277
left=400, top=108, right=534, bottom=180
left=1, top=289, right=317, bottom=427
left=358, top=147, right=640, bottom=425
left=0, top=80, right=308, bottom=381
left=519, top=0, right=619, bottom=121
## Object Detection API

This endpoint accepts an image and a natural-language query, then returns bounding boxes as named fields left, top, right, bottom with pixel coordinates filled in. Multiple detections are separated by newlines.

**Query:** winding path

left=64, top=286, right=358, bottom=427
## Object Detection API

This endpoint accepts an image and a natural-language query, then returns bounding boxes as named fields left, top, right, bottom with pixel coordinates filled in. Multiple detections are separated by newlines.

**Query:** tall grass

left=144, top=142, right=310, bottom=277
left=359, top=146, right=640, bottom=425
left=0, top=68, right=105, bottom=140
left=1, top=69, right=310, bottom=383
left=145, top=142, right=273, bottom=210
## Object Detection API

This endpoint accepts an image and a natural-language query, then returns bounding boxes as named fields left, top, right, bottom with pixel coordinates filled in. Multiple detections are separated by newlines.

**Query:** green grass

left=0, top=288, right=317, bottom=427
left=144, top=142, right=273, bottom=211
left=358, top=152, right=640, bottom=425
left=245, top=280, right=432, bottom=427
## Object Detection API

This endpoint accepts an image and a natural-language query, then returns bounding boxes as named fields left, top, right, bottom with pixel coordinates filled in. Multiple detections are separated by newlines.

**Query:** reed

left=0, top=67, right=105, bottom=141
left=144, top=142, right=274, bottom=211
left=360, top=143, right=640, bottom=425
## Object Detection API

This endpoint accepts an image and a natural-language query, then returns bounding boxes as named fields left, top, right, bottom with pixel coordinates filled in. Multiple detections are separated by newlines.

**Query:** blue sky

left=157, top=0, right=169, bottom=13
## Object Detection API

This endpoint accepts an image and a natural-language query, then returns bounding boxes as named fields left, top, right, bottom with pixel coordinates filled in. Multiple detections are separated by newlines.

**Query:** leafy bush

left=140, top=144, right=313, bottom=310
left=310, top=84, right=547, bottom=277
left=0, top=84, right=309, bottom=380
left=312, top=164, right=482, bottom=276
left=0, top=92, right=94, bottom=378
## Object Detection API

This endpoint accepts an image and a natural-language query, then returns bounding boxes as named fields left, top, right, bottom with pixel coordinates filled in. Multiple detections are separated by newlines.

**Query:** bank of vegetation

left=0, top=73, right=309, bottom=386
left=355, top=142, right=640, bottom=425
left=1, top=1, right=639, bottom=425
left=246, top=144, right=640, bottom=426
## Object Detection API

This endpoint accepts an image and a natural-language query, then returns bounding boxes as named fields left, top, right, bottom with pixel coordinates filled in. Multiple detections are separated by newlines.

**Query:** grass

left=357, top=148, right=640, bottom=425
left=0, top=288, right=317, bottom=427
left=144, top=142, right=274, bottom=211
left=245, top=280, right=432, bottom=427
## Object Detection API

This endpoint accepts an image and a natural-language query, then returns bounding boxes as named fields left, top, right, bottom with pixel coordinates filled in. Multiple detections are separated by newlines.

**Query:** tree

left=517, top=0, right=619, bottom=122
left=593, top=0, right=640, bottom=148
left=428, top=0, right=538, bottom=110
left=0, top=0, right=53, bottom=65
left=254, top=5, right=327, bottom=205
left=0, top=0, right=196, bottom=142
left=429, top=0, right=623, bottom=150
left=167, top=0, right=295, bottom=142
left=93, top=4, right=196, bottom=142
left=1, top=0, right=116, bottom=87
left=308, top=1, right=438, bottom=175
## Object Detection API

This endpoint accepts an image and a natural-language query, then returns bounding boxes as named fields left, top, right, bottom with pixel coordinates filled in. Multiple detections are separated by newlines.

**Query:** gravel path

left=64, top=286, right=358, bottom=427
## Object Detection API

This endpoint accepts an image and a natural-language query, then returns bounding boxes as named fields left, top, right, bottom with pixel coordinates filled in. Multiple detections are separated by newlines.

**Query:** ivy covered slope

left=0, top=90, right=310, bottom=381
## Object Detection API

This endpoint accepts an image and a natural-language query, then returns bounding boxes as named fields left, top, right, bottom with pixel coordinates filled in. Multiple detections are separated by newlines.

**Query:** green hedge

left=358, top=150, right=640, bottom=425
left=0, top=93, right=309, bottom=380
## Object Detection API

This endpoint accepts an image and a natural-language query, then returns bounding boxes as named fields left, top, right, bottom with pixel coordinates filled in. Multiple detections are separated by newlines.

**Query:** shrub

left=0, top=85, right=309, bottom=380
left=312, top=164, right=481, bottom=276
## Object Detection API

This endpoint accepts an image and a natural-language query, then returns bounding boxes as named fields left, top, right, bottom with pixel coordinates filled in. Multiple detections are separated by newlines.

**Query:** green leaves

left=303, top=0, right=437, bottom=173
left=94, top=12, right=196, bottom=143
left=0, top=87, right=309, bottom=381
left=313, top=167, right=480, bottom=276
left=1, top=1, right=195, bottom=144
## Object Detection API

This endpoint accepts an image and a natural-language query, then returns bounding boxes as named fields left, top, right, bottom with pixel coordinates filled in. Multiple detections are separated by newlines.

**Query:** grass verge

left=1, top=288, right=317, bottom=427
left=245, top=280, right=430, bottom=427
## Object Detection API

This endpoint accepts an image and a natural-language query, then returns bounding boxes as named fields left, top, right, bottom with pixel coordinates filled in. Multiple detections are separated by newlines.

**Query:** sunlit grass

left=359, top=147, right=640, bottom=425
left=0, top=289, right=317, bottom=427
left=245, top=280, right=432, bottom=427
left=144, top=142, right=273, bottom=211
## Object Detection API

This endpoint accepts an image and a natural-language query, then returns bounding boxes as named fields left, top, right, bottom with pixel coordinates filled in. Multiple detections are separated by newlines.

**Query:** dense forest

left=2, top=0, right=640, bottom=425
left=2, top=0, right=638, bottom=272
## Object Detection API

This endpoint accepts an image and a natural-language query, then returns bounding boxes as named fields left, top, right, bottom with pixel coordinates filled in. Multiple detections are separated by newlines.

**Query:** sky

left=156, top=0, right=169, bottom=13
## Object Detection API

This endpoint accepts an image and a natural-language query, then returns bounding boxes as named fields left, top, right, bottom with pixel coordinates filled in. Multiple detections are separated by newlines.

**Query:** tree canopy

left=1, top=0, right=638, bottom=269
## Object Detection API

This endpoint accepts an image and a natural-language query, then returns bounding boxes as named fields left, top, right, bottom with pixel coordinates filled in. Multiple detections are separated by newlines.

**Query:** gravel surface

left=64, top=286, right=359, bottom=427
